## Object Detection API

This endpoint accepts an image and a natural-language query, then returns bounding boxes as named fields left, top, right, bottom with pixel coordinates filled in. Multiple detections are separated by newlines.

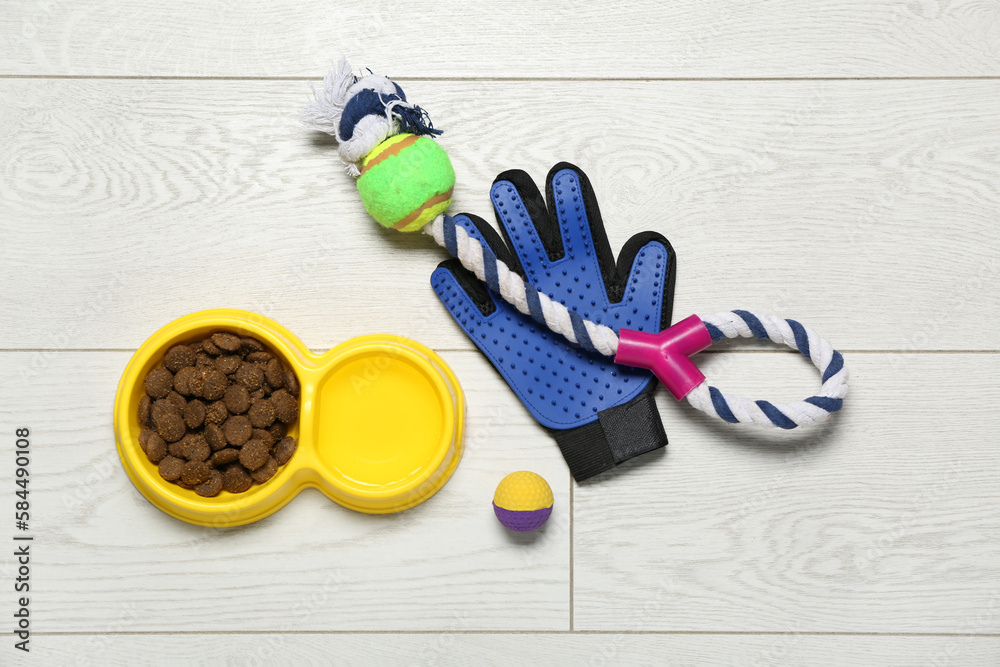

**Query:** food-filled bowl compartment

left=114, top=309, right=310, bottom=527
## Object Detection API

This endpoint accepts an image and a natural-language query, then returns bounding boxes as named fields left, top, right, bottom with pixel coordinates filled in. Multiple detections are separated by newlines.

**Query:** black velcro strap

left=601, top=390, right=667, bottom=464
left=549, top=388, right=668, bottom=482
left=551, top=421, right=616, bottom=481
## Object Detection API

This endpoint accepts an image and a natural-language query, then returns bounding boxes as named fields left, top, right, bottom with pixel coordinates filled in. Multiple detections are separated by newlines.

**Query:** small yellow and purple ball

left=356, top=133, right=455, bottom=233
left=493, top=471, right=553, bottom=532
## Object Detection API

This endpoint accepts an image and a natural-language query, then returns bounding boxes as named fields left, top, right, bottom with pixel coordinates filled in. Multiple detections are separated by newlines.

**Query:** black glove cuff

left=549, top=386, right=667, bottom=482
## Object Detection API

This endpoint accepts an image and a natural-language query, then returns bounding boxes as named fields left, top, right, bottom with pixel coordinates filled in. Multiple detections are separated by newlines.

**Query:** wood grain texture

left=0, top=350, right=571, bottom=632
left=1, top=0, right=999, bottom=78
left=2, top=79, right=999, bottom=352
left=28, top=633, right=1000, bottom=666
left=3, top=3, right=999, bottom=658
left=574, top=353, right=1000, bottom=632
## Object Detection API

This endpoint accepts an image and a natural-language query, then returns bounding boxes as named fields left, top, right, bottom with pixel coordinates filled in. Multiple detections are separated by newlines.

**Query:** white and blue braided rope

left=686, top=311, right=849, bottom=429
left=427, top=215, right=848, bottom=429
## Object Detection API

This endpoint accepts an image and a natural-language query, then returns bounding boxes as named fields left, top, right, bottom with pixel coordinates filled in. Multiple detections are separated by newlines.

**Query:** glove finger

left=615, top=232, right=677, bottom=332
left=490, top=169, right=563, bottom=283
left=431, top=258, right=499, bottom=320
left=545, top=164, right=618, bottom=294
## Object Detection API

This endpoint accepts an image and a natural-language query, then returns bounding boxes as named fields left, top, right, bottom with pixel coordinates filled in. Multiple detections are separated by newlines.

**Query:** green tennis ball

left=357, top=133, right=455, bottom=233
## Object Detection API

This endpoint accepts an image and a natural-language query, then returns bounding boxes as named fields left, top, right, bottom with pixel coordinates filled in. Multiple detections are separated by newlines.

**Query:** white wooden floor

left=2, top=2, right=999, bottom=664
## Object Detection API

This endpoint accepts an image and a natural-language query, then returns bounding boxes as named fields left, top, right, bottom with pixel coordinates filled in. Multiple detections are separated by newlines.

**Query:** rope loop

left=686, top=310, right=849, bottom=429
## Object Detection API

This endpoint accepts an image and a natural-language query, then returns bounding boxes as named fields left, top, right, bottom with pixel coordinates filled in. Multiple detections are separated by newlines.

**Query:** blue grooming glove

left=431, top=163, right=676, bottom=481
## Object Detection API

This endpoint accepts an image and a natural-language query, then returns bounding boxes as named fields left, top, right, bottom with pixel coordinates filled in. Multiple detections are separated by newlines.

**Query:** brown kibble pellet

left=215, top=355, right=242, bottom=375
left=181, top=434, right=211, bottom=462
left=236, top=363, right=265, bottom=391
left=267, top=422, right=286, bottom=443
left=204, top=423, right=227, bottom=451
left=212, top=332, right=242, bottom=353
left=252, top=428, right=274, bottom=448
left=166, top=390, right=187, bottom=411
left=224, top=415, right=252, bottom=446
left=246, top=351, right=273, bottom=364
left=138, top=428, right=155, bottom=454
left=137, top=395, right=152, bottom=427
left=181, top=461, right=211, bottom=486
left=239, top=438, right=269, bottom=471
left=264, top=358, right=284, bottom=388
left=183, top=399, right=206, bottom=429
left=168, top=437, right=186, bottom=458
left=201, top=369, right=227, bottom=401
left=144, top=367, right=174, bottom=399
left=201, top=338, right=222, bottom=356
left=163, top=344, right=196, bottom=372
left=195, top=351, right=214, bottom=367
left=151, top=399, right=180, bottom=427
left=188, top=367, right=207, bottom=397
left=248, top=399, right=276, bottom=428
left=284, top=369, right=299, bottom=396
left=158, top=456, right=185, bottom=481
left=250, top=388, right=266, bottom=401
left=224, top=384, right=251, bottom=414
left=210, top=448, right=240, bottom=466
left=173, top=366, right=197, bottom=396
left=155, top=413, right=186, bottom=443
left=273, top=436, right=297, bottom=465
left=250, top=456, right=278, bottom=484
left=205, top=401, right=228, bottom=425
left=271, top=389, right=298, bottom=424
left=146, top=433, right=168, bottom=463
left=240, top=336, right=265, bottom=354
left=222, top=464, right=253, bottom=493
left=195, top=469, right=224, bottom=497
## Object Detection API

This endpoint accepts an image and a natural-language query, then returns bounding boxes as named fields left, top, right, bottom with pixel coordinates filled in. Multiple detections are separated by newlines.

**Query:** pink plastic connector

left=614, top=315, right=713, bottom=401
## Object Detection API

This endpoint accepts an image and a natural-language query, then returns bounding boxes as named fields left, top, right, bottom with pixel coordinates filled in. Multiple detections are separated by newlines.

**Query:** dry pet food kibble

left=183, top=399, right=206, bottom=429
left=252, top=428, right=274, bottom=448
left=144, top=368, right=174, bottom=399
left=239, top=438, right=269, bottom=471
left=163, top=344, right=195, bottom=373
left=137, top=332, right=299, bottom=497
left=204, top=423, right=226, bottom=451
left=273, top=436, right=297, bottom=466
left=223, top=384, right=251, bottom=414
left=222, top=463, right=253, bottom=493
left=210, top=448, right=240, bottom=466
left=224, top=415, right=252, bottom=446
left=201, top=370, right=228, bottom=401
left=204, top=401, right=228, bottom=425
left=248, top=400, right=276, bottom=428
left=137, top=395, right=152, bottom=427
left=236, top=363, right=265, bottom=392
left=212, top=332, right=242, bottom=353
left=215, top=355, right=242, bottom=375
left=195, top=470, right=224, bottom=498
left=156, top=413, right=186, bottom=443
left=158, top=456, right=185, bottom=481
left=250, top=457, right=278, bottom=484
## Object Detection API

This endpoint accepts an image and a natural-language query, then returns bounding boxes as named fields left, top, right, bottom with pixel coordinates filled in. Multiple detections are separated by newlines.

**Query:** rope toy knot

left=302, top=58, right=442, bottom=177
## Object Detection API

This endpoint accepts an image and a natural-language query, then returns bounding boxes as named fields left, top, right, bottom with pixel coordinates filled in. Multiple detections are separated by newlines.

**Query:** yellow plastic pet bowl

left=114, top=309, right=465, bottom=526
